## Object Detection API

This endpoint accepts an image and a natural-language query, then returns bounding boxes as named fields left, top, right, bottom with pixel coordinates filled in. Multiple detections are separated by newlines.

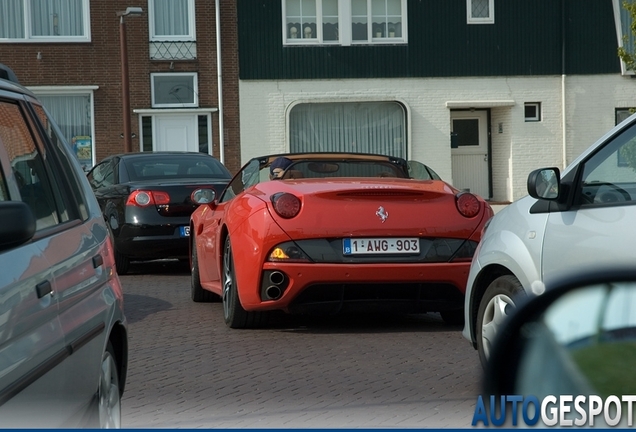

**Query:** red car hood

left=249, top=178, right=489, bottom=239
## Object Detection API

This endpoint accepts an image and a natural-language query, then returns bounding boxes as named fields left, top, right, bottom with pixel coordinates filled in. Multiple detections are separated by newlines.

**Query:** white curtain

left=38, top=95, right=91, bottom=144
left=289, top=102, right=406, bottom=158
left=0, top=0, right=24, bottom=38
left=153, top=0, right=189, bottom=37
left=31, top=0, right=84, bottom=36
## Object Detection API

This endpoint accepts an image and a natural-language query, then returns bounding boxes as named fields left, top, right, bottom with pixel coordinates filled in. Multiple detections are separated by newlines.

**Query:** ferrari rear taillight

left=455, top=192, right=481, bottom=218
left=126, top=190, right=171, bottom=207
left=271, top=193, right=301, bottom=218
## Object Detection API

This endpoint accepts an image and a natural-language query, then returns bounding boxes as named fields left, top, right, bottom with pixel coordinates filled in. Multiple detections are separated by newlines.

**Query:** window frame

left=150, top=72, right=199, bottom=108
left=0, top=0, right=91, bottom=43
left=524, top=102, right=541, bottom=122
left=467, top=0, right=494, bottom=25
left=28, top=86, right=97, bottom=171
left=148, top=0, right=196, bottom=42
left=282, top=0, right=408, bottom=46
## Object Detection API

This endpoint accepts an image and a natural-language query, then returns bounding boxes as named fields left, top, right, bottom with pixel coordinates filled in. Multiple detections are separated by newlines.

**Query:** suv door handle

left=36, top=280, right=53, bottom=298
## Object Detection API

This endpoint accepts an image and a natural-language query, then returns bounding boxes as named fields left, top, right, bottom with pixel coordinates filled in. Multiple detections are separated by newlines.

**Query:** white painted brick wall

left=239, top=74, right=636, bottom=202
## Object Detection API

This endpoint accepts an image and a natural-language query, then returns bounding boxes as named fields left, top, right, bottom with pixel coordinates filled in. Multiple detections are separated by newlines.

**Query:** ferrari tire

left=440, top=308, right=464, bottom=326
left=222, top=236, right=267, bottom=329
left=191, top=235, right=220, bottom=302
left=476, top=275, right=525, bottom=368
left=114, top=251, right=130, bottom=275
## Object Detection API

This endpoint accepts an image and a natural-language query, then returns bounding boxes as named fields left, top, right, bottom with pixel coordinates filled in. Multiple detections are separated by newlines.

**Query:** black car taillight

left=126, top=190, right=170, bottom=207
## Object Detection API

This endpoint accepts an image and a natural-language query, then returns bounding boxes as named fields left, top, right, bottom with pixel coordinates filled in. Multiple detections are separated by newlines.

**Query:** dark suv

left=0, top=64, right=128, bottom=427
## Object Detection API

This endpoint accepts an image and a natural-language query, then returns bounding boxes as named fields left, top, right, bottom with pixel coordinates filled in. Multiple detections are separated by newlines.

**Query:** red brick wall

left=0, top=0, right=242, bottom=174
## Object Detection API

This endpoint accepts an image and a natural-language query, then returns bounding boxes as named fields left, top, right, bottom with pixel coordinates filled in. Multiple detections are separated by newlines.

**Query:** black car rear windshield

left=125, top=155, right=231, bottom=180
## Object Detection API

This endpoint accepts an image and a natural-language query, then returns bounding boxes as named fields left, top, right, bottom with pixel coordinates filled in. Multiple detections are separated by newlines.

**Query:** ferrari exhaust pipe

left=269, top=271, right=285, bottom=285
left=265, top=285, right=282, bottom=300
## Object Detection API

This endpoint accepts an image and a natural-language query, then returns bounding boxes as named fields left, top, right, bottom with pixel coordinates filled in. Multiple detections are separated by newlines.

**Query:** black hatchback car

left=87, top=152, right=231, bottom=274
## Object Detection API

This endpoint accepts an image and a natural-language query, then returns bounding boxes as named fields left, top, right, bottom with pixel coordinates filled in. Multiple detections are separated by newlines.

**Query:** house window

left=616, top=108, right=635, bottom=166
left=289, top=102, right=406, bottom=158
left=151, top=73, right=198, bottom=108
left=467, top=0, right=494, bottom=25
left=283, top=0, right=407, bottom=46
left=34, top=92, right=94, bottom=171
left=149, top=0, right=196, bottom=60
left=524, top=102, right=541, bottom=122
left=0, top=0, right=90, bottom=42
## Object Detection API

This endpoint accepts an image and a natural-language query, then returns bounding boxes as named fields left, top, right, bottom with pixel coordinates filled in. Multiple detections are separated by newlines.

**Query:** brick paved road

left=120, top=260, right=482, bottom=428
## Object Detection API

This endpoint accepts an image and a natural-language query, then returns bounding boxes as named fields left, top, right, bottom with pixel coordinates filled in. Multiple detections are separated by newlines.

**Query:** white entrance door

left=154, top=114, right=198, bottom=152
left=450, top=110, right=489, bottom=199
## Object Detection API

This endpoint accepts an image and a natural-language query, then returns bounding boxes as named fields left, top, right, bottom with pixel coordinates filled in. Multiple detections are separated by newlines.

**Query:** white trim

left=282, top=0, right=407, bottom=47
left=29, top=86, right=97, bottom=168
left=445, top=100, right=514, bottom=109
left=524, top=102, right=541, bottom=122
left=614, top=0, right=634, bottom=76
left=150, top=72, right=198, bottom=108
left=134, top=108, right=218, bottom=114
left=0, top=0, right=91, bottom=43
left=467, top=0, right=494, bottom=25
left=27, top=86, right=99, bottom=93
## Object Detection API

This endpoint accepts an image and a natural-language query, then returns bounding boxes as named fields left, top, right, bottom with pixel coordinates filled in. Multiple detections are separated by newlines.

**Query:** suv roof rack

left=0, top=63, right=20, bottom=84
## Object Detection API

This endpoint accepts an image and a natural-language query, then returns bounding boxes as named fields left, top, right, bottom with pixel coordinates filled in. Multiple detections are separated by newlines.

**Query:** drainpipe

left=561, top=0, right=567, bottom=169
left=216, top=0, right=225, bottom=164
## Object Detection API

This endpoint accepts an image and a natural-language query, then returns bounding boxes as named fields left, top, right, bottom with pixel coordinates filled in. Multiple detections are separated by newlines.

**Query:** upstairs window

left=149, top=0, right=196, bottom=60
left=0, top=0, right=90, bottom=42
left=467, top=0, right=494, bottom=25
left=283, top=0, right=407, bottom=46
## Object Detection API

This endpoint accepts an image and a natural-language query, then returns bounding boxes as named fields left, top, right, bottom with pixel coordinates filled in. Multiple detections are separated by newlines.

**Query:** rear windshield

left=278, top=160, right=408, bottom=179
left=124, top=155, right=231, bottom=180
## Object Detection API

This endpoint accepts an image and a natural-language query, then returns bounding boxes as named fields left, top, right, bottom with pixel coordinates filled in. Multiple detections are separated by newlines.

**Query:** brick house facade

left=0, top=0, right=243, bottom=173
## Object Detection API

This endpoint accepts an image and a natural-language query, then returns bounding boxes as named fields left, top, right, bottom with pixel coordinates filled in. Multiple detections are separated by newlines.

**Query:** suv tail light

left=126, top=190, right=170, bottom=207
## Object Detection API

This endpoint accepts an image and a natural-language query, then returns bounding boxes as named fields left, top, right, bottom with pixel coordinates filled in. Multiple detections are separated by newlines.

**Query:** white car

left=463, top=112, right=636, bottom=366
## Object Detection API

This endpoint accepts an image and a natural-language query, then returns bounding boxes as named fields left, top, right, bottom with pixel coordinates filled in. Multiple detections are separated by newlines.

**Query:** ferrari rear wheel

left=222, top=236, right=267, bottom=329
left=440, top=308, right=464, bottom=326
left=191, top=234, right=220, bottom=303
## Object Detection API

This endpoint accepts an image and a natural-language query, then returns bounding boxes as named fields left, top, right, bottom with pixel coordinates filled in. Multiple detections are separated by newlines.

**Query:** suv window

left=0, top=100, right=61, bottom=230
left=32, top=104, right=89, bottom=221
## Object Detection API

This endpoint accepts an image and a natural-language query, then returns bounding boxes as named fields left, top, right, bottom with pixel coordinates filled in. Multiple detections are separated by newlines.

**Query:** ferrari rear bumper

left=244, top=262, right=470, bottom=314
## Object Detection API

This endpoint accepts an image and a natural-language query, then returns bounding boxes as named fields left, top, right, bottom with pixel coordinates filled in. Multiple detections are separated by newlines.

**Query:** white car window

left=579, top=123, right=636, bottom=205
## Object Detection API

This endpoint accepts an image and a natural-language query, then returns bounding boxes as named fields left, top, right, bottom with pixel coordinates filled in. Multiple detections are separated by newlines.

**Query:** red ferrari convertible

left=189, top=153, right=493, bottom=328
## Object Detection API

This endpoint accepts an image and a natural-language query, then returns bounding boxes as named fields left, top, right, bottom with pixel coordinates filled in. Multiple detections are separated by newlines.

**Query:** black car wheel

left=191, top=234, right=220, bottom=302
left=222, top=236, right=266, bottom=329
left=476, top=275, right=526, bottom=368
left=114, top=251, right=130, bottom=275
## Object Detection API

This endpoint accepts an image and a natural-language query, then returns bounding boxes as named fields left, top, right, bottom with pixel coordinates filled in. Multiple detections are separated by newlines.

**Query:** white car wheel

left=476, top=275, right=525, bottom=368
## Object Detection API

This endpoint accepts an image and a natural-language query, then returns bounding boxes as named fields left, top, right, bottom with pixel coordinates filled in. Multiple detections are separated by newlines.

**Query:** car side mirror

left=483, top=267, right=636, bottom=427
left=0, top=201, right=36, bottom=251
left=527, top=167, right=560, bottom=200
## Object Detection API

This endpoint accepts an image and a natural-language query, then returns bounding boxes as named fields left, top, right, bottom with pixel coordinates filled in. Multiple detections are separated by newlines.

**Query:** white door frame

left=134, top=108, right=217, bottom=155
left=450, top=110, right=490, bottom=199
